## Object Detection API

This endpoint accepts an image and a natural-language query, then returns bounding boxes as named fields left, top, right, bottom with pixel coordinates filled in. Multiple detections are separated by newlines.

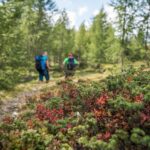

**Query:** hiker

left=35, top=51, right=50, bottom=82
left=63, top=53, right=79, bottom=78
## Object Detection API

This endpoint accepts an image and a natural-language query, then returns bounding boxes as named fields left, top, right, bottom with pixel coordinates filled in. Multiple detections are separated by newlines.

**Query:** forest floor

left=0, top=61, right=147, bottom=120
left=0, top=70, right=109, bottom=120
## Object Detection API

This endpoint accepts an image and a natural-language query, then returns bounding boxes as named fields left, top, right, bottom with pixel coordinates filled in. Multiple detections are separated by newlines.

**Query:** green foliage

left=20, top=129, right=53, bottom=149
left=46, top=97, right=63, bottom=109
left=115, top=129, right=128, bottom=140
left=131, top=128, right=150, bottom=148
left=0, top=0, right=149, bottom=90
left=108, top=95, right=144, bottom=111
left=111, top=0, right=149, bottom=69
left=89, top=8, right=114, bottom=64
left=78, top=81, right=103, bottom=99
left=75, top=23, right=89, bottom=67
left=0, top=0, right=57, bottom=89
left=0, top=69, right=150, bottom=149
left=106, top=75, right=124, bottom=91
left=78, top=136, right=118, bottom=150
left=144, top=92, right=150, bottom=103
left=60, top=143, right=73, bottom=150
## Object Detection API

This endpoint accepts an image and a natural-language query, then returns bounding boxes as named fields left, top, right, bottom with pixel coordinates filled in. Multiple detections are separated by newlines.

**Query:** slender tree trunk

left=121, top=5, right=127, bottom=72
left=59, top=32, right=64, bottom=69
left=144, top=2, right=150, bottom=66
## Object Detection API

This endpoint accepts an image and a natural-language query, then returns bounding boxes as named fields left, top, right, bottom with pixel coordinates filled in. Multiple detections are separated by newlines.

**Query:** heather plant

left=0, top=69, right=150, bottom=149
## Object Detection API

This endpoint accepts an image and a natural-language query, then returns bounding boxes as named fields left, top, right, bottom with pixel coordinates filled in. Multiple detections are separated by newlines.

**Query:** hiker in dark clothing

left=63, top=53, right=79, bottom=78
left=35, top=51, right=50, bottom=82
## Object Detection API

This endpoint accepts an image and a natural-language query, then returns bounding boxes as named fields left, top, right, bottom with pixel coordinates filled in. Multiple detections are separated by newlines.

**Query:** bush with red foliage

left=96, top=92, right=109, bottom=105
left=2, top=116, right=13, bottom=124
left=140, top=104, right=150, bottom=124
left=97, top=131, right=112, bottom=141
left=27, top=119, right=34, bottom=129
left=60, top=81, right=79, bottom=99
left=134, top=93, right=144, bottom=103
left=36, top=104, right=64, bottom=123
left=93, top=108, right=107, bottom=120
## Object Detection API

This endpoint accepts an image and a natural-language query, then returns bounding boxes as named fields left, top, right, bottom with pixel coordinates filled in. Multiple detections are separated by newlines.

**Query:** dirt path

left=0, top=72, right=109, bottom=121
left=0, top=62, right=148, bottom=121
left=0, top=81, right=57, bottom=120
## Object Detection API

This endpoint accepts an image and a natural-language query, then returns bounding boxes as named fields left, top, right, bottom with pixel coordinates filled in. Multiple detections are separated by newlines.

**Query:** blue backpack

left=35, top=56, right=42, bottom=71
left=67, top=58, right=75, bottom=70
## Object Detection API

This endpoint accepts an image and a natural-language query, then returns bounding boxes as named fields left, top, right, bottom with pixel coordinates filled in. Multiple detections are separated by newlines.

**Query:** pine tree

left=111, top=0, right=135, bottom=71
left=52, top=10, right=75, bottom=68
left=90, top=8, right=109, bottom=65
left=75, top=22, right=89, bottom=66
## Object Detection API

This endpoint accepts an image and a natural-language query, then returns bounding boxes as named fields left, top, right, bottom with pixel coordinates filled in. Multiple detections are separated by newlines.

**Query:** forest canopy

left=0, top=0, right=149, bottom=89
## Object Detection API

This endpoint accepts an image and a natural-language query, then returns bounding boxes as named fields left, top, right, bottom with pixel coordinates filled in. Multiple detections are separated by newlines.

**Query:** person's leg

left=39, top=70, right=43, bottom=81
left=64, top=67, right=68, bottom=79
left=65, top=69, right=70, bottom=79
left=44, top=69, right=49, bottom=82
left=65, top=69, right=73, bottom=79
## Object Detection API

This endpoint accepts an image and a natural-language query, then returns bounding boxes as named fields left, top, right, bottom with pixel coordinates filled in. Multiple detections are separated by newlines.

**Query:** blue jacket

left=35, top=55, right=48, bottom=70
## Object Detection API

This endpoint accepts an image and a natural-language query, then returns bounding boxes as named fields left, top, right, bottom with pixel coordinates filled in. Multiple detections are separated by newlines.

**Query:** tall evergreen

left=111, top=0, right=135, bottom=70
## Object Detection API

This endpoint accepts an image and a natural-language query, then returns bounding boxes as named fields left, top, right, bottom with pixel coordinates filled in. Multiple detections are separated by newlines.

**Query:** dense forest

left=0, top=0, right=149, bottom=89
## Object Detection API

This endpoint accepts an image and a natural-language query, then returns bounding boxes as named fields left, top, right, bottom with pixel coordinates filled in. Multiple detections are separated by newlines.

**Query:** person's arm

left=62, top=58, right=68, bottom=69
left=46, top=60, right=50, bottom=70
left=63, top=58, right=68, bottom=65
left=45, top=56, right=50, bottom=70
left=74, top=58, right=79, bottom=65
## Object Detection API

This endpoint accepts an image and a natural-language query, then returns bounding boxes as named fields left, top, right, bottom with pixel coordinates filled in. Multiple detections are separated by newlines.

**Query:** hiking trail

left=0, top=72, right=108, bottom=121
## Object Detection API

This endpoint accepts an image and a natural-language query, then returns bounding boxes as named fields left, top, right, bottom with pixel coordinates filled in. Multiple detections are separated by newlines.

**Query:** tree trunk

left=121, top=5, right=127, bottom=72
left=144, top=2, right=150, bottom=67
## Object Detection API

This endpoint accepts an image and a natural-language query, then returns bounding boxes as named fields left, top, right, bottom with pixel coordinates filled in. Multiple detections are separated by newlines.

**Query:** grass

left=0, top=61, right=147, bottom=101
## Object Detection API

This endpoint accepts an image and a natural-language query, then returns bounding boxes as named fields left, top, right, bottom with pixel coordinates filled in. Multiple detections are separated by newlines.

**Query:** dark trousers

left=39, top=69, right=49, bottom=81
left=64, top=68, right=75, bottom=78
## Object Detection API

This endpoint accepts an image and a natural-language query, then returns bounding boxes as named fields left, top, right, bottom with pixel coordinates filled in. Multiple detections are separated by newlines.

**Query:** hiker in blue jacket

left=35, top=51, right=50, bottom=82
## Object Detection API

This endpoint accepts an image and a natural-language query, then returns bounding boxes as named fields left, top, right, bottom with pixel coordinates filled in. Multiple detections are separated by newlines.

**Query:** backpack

left=35, top=56, right=42, bottom=71
left=67, top=57, right=75, bottom=70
